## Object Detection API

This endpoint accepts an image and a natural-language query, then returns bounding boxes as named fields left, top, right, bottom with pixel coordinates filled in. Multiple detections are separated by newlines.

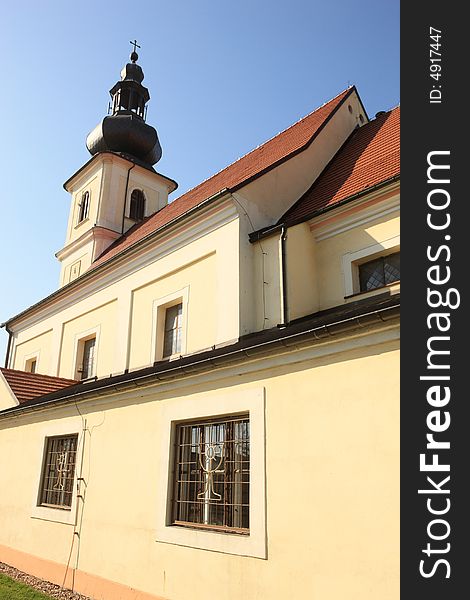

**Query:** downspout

left=3, top=324, right=13, bottom=368
left=278, top=224, right=289, bottom=328
left=121, top=163, right=136, bottom=234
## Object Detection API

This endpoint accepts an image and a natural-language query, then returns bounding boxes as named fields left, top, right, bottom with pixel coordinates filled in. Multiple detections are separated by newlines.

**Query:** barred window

left=38, top=435, right=78, bottom=509
left=163, top=303, right=182, bottom=358
left=173, top=415, right=250, bottom=533
left=359, top=251, right=400, bottom=292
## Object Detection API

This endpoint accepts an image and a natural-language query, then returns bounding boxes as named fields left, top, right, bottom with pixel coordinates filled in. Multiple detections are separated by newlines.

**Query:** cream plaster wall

left=315, top=212, right=400, bottom=310
left=251, top=233, right=282, bottom=331
left=12, top=329, right=53, bottom=375
left=129, top=253, right=216, bottom=369
left=233, top=90, right=367, bottom=229
left=8, top=209, right=240, bottom=379
left=285, top=222, right=319, bottom=321
left=58, top=301, right=118, bottom=380
left=0, top=332, right=399, bottom=600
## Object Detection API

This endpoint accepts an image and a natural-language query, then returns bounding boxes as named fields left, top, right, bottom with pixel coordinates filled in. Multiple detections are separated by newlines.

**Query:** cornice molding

left=310, top=183, right=400, bottom=241
left=9, top=199, right=238, bottom=331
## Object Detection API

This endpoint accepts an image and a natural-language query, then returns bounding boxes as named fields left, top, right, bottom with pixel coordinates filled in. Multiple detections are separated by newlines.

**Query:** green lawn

left=0, top=573, right=54, bottom=599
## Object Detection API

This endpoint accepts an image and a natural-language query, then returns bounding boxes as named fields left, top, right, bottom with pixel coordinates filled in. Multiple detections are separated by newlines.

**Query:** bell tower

left=56, top=44, right=177, bottom=287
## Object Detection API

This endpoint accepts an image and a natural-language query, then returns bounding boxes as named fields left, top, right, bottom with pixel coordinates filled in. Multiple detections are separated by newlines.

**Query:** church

left=0, top=48, right=400, bottom=600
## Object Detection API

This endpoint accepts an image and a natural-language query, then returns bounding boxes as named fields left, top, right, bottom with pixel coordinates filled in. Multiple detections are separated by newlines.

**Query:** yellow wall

left=12, top=330, right=53, bottom=375
left=129, top=253, right=216, bottom=369
left=0, top=333, right=399, bottom=600
left=316, top=212, right=400, bottom=310
left=59, top=301, right=118, bottom=379
left=286, top=222, right=319, bottom=321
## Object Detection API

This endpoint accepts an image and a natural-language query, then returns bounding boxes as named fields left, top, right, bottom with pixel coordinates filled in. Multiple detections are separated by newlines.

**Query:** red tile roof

left=0, top=368, right=77, bottom=405
left=91, top=87, right=353, bottom=269
left=282, top=106, right=400, bottom=224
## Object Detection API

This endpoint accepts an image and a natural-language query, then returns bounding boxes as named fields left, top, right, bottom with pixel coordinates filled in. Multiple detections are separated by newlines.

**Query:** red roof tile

left=282, top=106, right=400, bottom=224
left=91, top=88, right=353, bottom=269
left=0, top=368, right=77, bottom=405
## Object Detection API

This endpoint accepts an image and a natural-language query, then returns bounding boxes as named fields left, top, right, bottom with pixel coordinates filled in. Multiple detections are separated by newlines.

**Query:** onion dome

left=86, top=46, right=162, bottom=166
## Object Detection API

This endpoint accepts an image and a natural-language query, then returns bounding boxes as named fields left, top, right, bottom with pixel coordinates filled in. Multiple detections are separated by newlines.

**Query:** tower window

left=78, top=191, right=90, bottom=223
left=129, top=189, right=146, bottom=221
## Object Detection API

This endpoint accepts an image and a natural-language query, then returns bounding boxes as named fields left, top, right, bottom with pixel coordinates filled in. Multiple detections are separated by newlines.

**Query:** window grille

left=38, top=435, right=78, bottom=509
left=359, top=251, right=400, bottom=292
left=163, top=303, right=182, bottom=358
left=80, top=337, right=96, bottom=380
left=78, top=191, right=90, bottom=223
left=129, top=189, right=146, bottom=221
left=172, top=415, right=250, bottom=533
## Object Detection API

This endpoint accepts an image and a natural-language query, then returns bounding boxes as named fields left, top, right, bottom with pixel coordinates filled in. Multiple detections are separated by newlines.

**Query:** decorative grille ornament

left=197, top=443, right=224, bottom=502
left=53, top=451, right=70, bottom=491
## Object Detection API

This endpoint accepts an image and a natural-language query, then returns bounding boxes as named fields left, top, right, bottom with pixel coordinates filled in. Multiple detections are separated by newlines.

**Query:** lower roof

left=0, top=368, right=77, bottom=404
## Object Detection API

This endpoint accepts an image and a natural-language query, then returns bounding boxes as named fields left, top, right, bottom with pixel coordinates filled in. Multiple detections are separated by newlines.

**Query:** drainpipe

left=121, top=163, right=136, bottom=234
left=278, top=225, right=289, bottom=328
left=3, top=324, right=13, bottom=368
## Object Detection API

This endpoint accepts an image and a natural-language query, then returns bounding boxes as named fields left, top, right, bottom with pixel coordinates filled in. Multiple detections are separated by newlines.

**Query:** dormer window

left=359, top=251, right=400, bottom=292
left=129, top=189, right=146, bottom=221
left=78, top=191, right=90, bottom=223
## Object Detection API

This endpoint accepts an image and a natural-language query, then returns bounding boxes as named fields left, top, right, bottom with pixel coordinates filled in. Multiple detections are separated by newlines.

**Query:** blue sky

left=0, top=0, right=399, bottom=359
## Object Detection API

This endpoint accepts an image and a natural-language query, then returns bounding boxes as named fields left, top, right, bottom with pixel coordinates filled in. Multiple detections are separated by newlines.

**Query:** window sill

left=155, top=387, right=266, bottom=558
left=31, top=504, right=75, bottom=525
left=344, top=280, right=400, bottom=300
left=172, top=521, right=249, bottom=536
left=74, top=217, right=89, bottom=229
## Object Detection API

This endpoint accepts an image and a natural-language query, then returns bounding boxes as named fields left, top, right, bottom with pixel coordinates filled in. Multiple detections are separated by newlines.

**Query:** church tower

left=56, top=44, right=177, bottom=287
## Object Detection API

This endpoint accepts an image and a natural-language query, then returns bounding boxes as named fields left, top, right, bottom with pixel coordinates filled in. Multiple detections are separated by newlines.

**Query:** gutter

left=0, top=299, right=399, bottom=418
left=278, top=225, right=288, bottom=327
left=3, top=323, right=12, bottom=368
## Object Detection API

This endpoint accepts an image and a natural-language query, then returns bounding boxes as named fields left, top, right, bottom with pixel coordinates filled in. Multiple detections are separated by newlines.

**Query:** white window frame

left=72, top=326, right=100, bottom=380
left=76, top=190, right=90, bottom=226
left=151, top=287, right=189, bottom=363
left=24, top=350, right=40, bottom=374
left=155, top=386, right=267, bottom=559
left=342, top=235, right=400, bottom=297
left=31, top=417, right=83, bottom=526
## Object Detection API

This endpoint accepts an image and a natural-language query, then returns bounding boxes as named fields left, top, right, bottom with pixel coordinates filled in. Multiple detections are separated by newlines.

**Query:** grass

left=0, top=573, right=54, bottom=599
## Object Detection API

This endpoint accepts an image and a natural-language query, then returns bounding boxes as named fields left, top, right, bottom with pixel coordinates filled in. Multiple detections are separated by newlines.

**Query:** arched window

left=78, top=191, right=90, bottom=223
left=129, top=189, right=146, bottom=221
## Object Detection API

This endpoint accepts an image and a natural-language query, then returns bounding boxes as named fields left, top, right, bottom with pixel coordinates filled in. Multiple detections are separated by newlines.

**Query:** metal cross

left=130, top=39, right=141, bottom=53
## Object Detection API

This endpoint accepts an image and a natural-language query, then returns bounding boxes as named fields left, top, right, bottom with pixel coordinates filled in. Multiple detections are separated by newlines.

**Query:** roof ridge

left=168, top=87, right=352, bottom=204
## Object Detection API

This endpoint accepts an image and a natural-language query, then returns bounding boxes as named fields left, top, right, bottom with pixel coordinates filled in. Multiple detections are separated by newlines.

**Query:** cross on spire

left=130, top=39, right=141, bottom=53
